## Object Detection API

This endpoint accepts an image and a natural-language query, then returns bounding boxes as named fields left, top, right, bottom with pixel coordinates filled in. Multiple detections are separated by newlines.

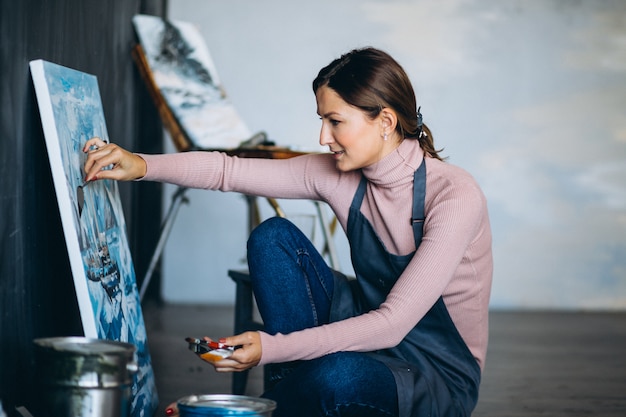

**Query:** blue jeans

left=247, top=217, right=399, bottom=417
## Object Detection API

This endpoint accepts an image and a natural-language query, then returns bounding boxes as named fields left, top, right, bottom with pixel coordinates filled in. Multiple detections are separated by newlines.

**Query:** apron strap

left=411, top=160, right=426, bottom=248
left=350, top=174, right=368, bottom=211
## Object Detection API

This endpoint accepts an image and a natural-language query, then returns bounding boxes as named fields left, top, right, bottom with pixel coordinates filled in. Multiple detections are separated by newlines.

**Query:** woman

left=84, top=47, right=492, bottom=417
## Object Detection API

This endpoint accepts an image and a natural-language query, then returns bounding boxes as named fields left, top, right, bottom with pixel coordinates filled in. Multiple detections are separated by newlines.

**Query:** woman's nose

left=319, top=124, right=333, bottom=147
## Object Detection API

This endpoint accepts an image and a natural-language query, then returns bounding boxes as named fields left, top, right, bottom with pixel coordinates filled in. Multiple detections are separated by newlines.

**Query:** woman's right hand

left=83, top=137, right=147, bottom=182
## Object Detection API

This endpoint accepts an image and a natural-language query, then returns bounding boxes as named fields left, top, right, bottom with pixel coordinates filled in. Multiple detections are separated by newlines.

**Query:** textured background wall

left=163, top=0, right=626, bottom=309
left=0, top=0, right=164, bottom=412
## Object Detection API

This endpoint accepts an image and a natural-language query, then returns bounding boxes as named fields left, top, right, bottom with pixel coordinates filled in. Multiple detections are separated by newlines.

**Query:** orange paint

left=199, top=349, right=232, bottom=363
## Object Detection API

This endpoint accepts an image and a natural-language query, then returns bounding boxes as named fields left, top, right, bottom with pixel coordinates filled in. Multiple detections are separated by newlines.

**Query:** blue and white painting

left=30, top=60, right=158, bottom=417
left=133, top=14, right=251, bottom=150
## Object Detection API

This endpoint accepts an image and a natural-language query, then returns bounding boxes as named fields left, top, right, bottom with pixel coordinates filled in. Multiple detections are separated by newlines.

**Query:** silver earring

left=384, top=132, right=388, bottom=141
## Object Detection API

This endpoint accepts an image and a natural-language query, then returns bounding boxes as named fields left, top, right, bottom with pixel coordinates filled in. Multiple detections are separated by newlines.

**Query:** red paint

left=208, top=340, right=229, bottom=350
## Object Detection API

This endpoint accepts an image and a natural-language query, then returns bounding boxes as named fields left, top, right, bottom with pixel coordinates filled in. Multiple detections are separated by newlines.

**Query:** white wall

left=161, top=0, right=626, bottom=310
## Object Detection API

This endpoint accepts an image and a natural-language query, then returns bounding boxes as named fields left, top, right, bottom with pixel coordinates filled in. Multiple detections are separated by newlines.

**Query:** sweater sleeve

left=258, top=174, right=490, bottom=367
left=138, top=151, right=342, bottom=201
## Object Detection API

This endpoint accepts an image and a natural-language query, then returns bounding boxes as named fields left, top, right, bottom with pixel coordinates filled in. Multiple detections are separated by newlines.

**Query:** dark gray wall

left=0, top=0, right=165, bottom=413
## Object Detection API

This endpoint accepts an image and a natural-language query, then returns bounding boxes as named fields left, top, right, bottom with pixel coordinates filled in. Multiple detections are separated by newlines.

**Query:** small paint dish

left=177, top=394, right=276, bottom=416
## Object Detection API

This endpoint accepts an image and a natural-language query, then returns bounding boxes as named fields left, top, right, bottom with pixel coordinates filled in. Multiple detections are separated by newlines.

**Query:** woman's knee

left=247, top=217, right=292, bottom=252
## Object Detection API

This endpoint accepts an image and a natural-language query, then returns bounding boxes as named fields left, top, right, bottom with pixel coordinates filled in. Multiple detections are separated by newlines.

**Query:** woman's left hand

left=209, top=331, right=262, bottom=373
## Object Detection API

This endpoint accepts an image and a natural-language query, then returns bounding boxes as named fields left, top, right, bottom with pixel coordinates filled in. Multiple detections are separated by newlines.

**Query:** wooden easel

left=131, top=44, right=340, bottom=301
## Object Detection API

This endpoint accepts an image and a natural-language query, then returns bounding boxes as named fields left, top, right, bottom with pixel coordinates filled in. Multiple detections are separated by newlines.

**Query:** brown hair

left=313, top=47, right=444, bottom=160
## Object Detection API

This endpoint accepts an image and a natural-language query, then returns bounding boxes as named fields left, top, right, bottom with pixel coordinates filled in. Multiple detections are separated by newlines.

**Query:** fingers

left=83, top=144, right=117, bottom=181
left=83, top=137, right=107, bottom=179
left=84, top=148, right=121, bottom=181
left=222, top=331, right=260, bottom=348
left=212, top=356, right=245, bottom=372
left=83, top=137, right=108, bottom=152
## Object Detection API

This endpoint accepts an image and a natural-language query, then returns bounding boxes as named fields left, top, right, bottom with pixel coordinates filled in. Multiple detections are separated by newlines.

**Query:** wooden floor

left=143, top=303, right=626, bottom=416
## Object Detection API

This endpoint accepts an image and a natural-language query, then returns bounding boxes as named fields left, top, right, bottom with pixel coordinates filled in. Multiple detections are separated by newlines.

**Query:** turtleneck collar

left=361, top=139, right=425, bottom=187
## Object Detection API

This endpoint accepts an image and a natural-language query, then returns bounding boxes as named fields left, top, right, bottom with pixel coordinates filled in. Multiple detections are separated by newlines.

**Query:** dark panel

left=0, top=0, right=165, bottom=413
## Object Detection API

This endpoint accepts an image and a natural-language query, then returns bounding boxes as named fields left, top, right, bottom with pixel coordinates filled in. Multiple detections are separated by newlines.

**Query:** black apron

left=329, top=160, right=481, bottom=417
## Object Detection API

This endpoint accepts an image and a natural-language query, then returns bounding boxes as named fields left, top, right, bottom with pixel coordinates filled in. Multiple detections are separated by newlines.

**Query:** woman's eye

left=319, top=117, right=340, bottom=126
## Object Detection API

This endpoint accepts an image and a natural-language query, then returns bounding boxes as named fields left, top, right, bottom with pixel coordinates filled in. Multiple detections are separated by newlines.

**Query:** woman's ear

left=380, top=107, right=398, bottom=137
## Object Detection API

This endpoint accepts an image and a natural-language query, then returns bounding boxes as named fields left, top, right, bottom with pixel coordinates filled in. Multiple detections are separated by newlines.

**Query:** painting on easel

left=29, top=59, right=158, bottom=417
left=132, top=14, right=251, bottom=151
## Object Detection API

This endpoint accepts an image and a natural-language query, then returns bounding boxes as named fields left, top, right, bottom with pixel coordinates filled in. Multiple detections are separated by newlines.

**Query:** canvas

left=132, top=14, right=251, bottom=150
left=29, top=59, right=158, bottom=417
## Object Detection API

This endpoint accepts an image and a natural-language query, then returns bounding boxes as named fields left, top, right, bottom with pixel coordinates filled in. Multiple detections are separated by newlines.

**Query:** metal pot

left=33, top=337, right=137, bottom=417
left=177, top=394, right=277, bottom=416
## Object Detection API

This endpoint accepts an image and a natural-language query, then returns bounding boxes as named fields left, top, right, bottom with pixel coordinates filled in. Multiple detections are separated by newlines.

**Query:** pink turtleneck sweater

left=140, top=139, right=493, bottom=370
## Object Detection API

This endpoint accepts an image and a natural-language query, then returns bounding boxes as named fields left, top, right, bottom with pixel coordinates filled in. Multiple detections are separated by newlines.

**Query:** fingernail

left=165, top=408, right=174, bottom=416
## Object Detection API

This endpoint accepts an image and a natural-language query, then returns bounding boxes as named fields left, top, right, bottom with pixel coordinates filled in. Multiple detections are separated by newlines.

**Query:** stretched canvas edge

left=29, top=59, right=98, bottom=337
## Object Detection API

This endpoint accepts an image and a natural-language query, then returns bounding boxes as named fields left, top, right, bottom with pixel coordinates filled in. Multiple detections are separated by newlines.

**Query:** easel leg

left=139, top=186, right=189, bottom=301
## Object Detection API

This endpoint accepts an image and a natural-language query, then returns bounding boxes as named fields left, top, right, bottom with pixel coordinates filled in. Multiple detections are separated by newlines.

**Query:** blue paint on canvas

left=34, top=60, right=158, bottom=417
